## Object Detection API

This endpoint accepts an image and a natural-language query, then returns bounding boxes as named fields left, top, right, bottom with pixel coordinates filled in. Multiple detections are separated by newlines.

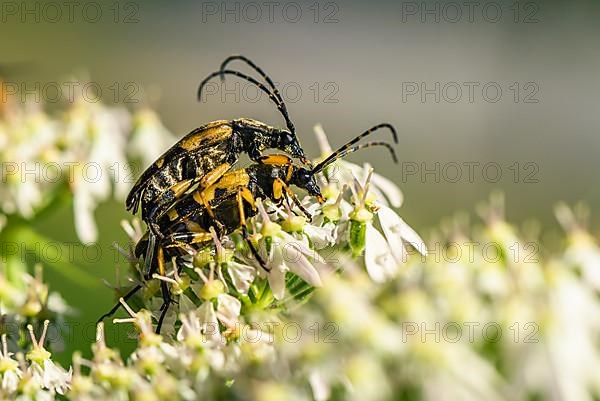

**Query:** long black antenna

left=198, top=69, right=296, bottom=135
left=311, top=123, right=399, bottom=174
left=219, top=55, right=285, bottom=108
left=312, top=141, right=398, bottom=175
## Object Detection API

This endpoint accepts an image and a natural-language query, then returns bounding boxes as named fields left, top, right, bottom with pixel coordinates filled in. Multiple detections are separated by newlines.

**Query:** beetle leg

left=236, top=188, right=270, bottom=272
left=239, top=187, right=256, bottom=210
left=156, top=286, right=171, bottom=333
left=272, top=178, right=285, bottom=201
left=156, top=292, right=171, bottom=334
left=194, top=191, right=226, bottom=233
left=148, top=163, right=233, bottom=227
left=96, top=284, right=142, bottom=324
left=155, top=246, right=172, bottom=334
left=163, top=231, right=213, bottom=252
left=273, top=178, right=312, bottom=221
left=98, top=232, right=159, bottom=324
left=190, top=163, right=234, bottom=231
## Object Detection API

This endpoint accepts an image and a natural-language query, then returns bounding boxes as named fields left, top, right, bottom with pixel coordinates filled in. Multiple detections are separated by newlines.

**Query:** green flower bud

left=262, top=221, right=282, bottom=237
left=322, top=203, right=341, bottom=221
left=22, top=299, right=42, bottom=317
left=199, top=280, right=225, bottom=300
left=171, top=274, right=191, bottom=296
left=26, top=347, right=51, bottom=365
left=282, top=215, right=306, bottom=233
left=349, top=207, right=373, bottom=223
left=216, top=248, right=234, bottom=265
left=193, top=249, right=213, bottom=268
left=349, top=220, right=368, bottom=257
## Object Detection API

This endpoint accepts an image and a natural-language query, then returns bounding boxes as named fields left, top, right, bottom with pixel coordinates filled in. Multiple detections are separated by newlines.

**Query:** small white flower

left=206, top=228, right=257, bottom=295
left=0, top=335, right=21, bottom=394
left=277, top=202, right=335, bottom=250
left=309, top=370, right=331, bottom=401
left=216, top=293, right=241, bottom=330
left=177, top=308, right=227, bottom=372
left=556, top=203, right=600, bottom=290
left=348, top=169, right=425, bottom=282
left=68, top=102, right=131, bottom=243
left=112, top=298, right=162, bottom=347
left=256, top=200, right=323, bottom=300
left=46, top=292, right=73, bottom=315
left=364, top=225, right=397, bottom=283
left=227, top=260, right=256, bottom=294
left=37, top=359, right=72, bottom=395
left=185, top=302, right=224, bottom=348
left=25, top=321, right=72, bottom=395
left=378, top=204, right=428, bottom=262
left=120, top=218, right=144, bottom=244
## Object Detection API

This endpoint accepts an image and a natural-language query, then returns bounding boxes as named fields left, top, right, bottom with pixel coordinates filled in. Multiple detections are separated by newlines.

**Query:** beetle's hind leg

left=156, top=282, right=171, bottom=334
left=236, top=187, right=270, bottom=272
left=96, top=284, right=142, bottom=325
left=153, top=231, right=214, bottom=333
left=97, top=233, right=159, bottom=324
left=164, top=231, right=213, bottom=253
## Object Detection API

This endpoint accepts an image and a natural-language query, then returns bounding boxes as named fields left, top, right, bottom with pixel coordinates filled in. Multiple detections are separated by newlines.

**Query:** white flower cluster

left=0, top=94, right=173, bottom=243
left=4, top=101, right=600, bottom=401
left=0, top=264, right=72, bottom=400
left=7, top=196, right=600, bottom=401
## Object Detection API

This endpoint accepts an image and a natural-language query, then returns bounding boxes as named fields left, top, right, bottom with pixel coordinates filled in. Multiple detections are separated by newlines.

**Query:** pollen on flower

left=25, top=322, right=51, bottom=364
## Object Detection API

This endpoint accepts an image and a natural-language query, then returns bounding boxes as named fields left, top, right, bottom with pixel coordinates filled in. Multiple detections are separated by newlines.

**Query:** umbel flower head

left=110, top=125, right=425, bottom=332
left=26, top=321, right=72, bottom=395
left=4, top=115, right=600, bottom=401
left=0, top=86, right=173, bottom=244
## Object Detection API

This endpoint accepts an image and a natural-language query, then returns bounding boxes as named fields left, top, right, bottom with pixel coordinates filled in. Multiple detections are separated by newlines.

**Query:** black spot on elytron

left=179, top=157, right=196, bottom=180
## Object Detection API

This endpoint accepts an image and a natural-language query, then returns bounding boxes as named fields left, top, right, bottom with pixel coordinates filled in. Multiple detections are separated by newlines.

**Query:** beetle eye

left=281, top=132, right=293, bottom=145
left=300, top=170, right=311, bottom=183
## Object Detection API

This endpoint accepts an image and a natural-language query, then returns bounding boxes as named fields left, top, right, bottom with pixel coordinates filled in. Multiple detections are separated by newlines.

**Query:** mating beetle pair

left=99, top=55, right=399, bottom=331
left=126, top=55, right=309, bottom=224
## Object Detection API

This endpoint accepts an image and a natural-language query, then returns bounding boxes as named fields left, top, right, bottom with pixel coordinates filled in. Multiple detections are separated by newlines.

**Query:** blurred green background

left=1, top=0, right=599, bottom=364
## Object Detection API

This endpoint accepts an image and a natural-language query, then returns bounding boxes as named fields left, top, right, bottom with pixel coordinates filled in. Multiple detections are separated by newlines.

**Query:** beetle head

left=291, top=166, right=324, bottom=203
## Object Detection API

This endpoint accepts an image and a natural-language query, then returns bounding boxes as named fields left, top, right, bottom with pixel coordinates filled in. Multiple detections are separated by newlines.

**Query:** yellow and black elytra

left=127, top=55, right=311, bottom=225
left=99, top=123, right=399, bottom=333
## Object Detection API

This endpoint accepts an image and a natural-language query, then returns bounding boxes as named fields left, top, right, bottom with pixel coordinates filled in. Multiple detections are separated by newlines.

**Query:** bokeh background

left=1, top=0, right=599, bottom=365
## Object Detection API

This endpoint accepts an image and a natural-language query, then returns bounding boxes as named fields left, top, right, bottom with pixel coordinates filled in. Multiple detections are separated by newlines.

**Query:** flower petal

left=217, top=293, right=241, bottom=329
left=196, top=301, right=222, bottom=345
left=227, top=261, right=256, bottom=294
left=378, top=205, right=427, bottom=256
left=268, top=267, right=286, bottom=300
left=364, top=224, right=397, bottom=283
left=287, top=252, right=322, bottom=287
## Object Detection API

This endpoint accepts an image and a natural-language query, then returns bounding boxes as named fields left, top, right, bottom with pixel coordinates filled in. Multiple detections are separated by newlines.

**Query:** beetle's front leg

left=272, top=178, right=313, bottom=221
